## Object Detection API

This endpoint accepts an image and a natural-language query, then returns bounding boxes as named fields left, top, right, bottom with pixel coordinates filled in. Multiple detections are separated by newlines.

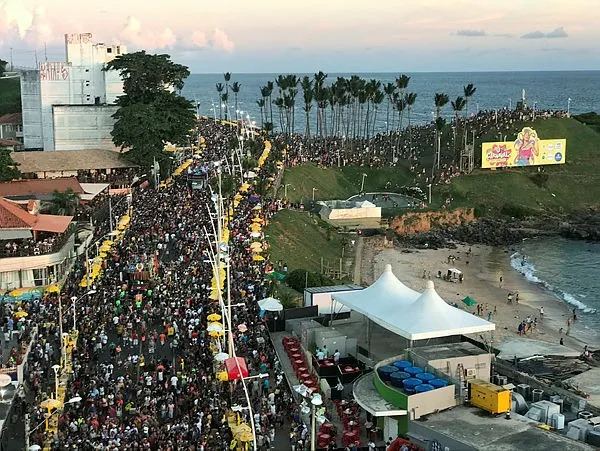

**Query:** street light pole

left=360, top=173, right=367, bottom=193
left=52, top=364, right=60, bottom=399
left=310, top=394, right=323, bottom=451
left=58, top=296, right=64, bottom=369
left=427, top=184, right=432, bottom=205
left=312, top=188, right=318, bottom=201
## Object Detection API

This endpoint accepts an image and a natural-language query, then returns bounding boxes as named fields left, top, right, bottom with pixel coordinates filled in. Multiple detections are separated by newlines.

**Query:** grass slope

left=0, top=77, right=21, bottom=115
left=265, top=209, right=348, bottom=273
left=282, top=163, right=412, bottom=203
left=445, top=118, right=600, bottom=214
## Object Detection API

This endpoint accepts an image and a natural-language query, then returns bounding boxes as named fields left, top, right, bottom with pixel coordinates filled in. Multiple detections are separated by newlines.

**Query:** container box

left=468, top=379, right=511, bottom=415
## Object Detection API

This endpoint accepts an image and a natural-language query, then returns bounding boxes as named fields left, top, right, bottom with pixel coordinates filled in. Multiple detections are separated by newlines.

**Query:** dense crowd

left=19, top=120, right=295, bottom=450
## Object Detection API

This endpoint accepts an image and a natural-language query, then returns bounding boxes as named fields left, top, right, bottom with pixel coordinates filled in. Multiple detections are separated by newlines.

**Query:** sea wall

left=391, top=208, right=476, bottom=236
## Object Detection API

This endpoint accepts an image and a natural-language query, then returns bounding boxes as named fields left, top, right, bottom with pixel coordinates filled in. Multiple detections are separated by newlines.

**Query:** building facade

left=20, top=33, right=127, bottom=151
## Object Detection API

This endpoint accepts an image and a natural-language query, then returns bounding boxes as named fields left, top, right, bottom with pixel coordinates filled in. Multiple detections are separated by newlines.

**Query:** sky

left=1, top=0, right=599, bottom=73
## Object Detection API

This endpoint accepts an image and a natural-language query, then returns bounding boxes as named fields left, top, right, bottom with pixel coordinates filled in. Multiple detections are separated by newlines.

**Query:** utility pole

left=9, top=47, right=13, bottom=70
left=44, top=42, right=48, bottom=62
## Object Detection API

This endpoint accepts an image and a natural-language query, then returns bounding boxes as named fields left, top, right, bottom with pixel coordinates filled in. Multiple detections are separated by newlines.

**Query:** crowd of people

left=17, top=119, right=298, bottom=450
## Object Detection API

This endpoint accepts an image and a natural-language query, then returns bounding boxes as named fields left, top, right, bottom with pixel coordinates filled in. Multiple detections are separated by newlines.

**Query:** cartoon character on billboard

left=513, top=127, right=539, bottom=166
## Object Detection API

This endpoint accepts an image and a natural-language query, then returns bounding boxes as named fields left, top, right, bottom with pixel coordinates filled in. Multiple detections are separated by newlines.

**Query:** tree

left=0, top=59, right=7, bottom=78
left=50, top=189, right=80, bottom=216
left=0, top=150, right=21, bottom=181
left=216, top=83, right=224, bottom=119
left=105, top=51, right=196, bottom=168
left=231, top=82, right=241, bottom=120
left=223, top=72, right=231, bottom=119
left=433, top=93, right=449, bottom=174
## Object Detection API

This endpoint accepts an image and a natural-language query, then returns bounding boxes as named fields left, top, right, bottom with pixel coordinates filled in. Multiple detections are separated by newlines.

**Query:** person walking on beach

left=567, top=318, right=572, bottom=335
left=540, top=306, right=544, bottom=319
left=499, top=276, right=503, bottom=288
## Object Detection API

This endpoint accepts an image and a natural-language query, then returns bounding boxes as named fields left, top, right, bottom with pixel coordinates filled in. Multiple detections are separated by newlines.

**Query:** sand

left=360, top=239, right=599, bottom=353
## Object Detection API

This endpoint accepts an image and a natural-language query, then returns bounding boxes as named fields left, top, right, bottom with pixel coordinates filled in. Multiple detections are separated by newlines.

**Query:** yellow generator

left=468, top=379, right=511, bottom=415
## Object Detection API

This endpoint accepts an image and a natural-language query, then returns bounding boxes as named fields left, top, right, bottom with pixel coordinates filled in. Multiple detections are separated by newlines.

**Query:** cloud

left=493, top=33, right=513, bottom=38
left=0, top=0, right=33, bottom=39
left=456, top=29, right=486, bottom=37
left=521, top=27, right=568, bottom=39
left=23, top=6, right=53, bottom=44
left=190, top=31, right=208, bottom=48
left=210, top=28, right=234, bottom=52
left=546, top=27, right=568, bottom=38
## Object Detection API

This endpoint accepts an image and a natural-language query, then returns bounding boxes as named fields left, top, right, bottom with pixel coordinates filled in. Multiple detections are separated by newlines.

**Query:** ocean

left=510, top=237, right=600, bottom=341
left=181, top=71, right=600, bottom=133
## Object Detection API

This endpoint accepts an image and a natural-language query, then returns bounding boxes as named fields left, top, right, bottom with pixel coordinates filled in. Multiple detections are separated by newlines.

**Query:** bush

left=286, top=269, right=335, bottom=292
left=500, top=204, right=533, bottom=219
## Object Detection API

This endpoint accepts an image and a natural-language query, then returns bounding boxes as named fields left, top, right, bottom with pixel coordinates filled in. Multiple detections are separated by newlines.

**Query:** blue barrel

left=403, top=378, right=421, bottom=394
left=416, top=373, right=435, bottom=382
left=377, top=365, right=399, bottom=381
left=392, top=360, right=412, bottom=370
left=415, top=384, right=434, bottom=393
left=405, top=366, right=424, bottom=376
left=389, top=371, right=410, bottom=388
left=430, top=378, right=449, bottom=389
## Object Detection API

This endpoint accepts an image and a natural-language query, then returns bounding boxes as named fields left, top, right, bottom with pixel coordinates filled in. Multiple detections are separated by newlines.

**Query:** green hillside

left=0, top=77, right=21, bottom=115
left=281, top=164, right=412, bottom=204
left=444, top=118, right=600, bottom=215
left=281, top=118, right=600, bottom=216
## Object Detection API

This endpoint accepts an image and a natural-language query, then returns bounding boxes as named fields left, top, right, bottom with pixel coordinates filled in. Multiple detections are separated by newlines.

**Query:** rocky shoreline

left=395, top=209, right=600, bottom=249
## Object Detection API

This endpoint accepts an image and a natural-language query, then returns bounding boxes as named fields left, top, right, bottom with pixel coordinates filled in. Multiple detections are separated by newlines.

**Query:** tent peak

left=384, top=263, right=392, bottom=273
left=425, top=280, right=435, bottom=290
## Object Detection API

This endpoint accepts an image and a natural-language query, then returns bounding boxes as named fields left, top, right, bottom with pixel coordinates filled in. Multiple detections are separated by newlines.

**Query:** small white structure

left=20, top=33, right=126, bottom=151
left=303, top=284, right=363, bottom=315
left=318, top=199, right=381, bottom=221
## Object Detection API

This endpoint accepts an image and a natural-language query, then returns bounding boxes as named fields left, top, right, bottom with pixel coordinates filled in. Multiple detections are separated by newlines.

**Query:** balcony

left=0, top=227, right=75, bottom=258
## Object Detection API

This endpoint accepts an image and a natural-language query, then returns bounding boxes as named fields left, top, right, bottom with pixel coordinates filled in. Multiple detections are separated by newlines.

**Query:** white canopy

left=331, top=264, right=420, bottom=324
left=258, top=297, right=283, bottom=312
left=332, top=267, right=495, bottom=341
left=392, top=281, right=494, bottom=340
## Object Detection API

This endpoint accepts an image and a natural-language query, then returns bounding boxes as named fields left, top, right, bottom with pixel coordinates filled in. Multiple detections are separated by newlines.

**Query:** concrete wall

left=52, top=105, right=118, bottom=150
left=407, top=385, right=456, bottom=420
left=425, top=354, right=491, bottom=382
left=328, top=207, right=381, bottom=220
left=408, top=421, right=477, bottom=451
left=20, top=70, right=43, bottom=149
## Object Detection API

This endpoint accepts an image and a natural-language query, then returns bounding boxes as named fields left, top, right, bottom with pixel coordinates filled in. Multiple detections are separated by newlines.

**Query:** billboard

left=481, top=127, right=566, bottom=169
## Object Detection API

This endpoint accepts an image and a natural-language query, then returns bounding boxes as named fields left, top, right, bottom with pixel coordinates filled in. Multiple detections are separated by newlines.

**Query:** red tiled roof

left=33, top=214, right=73, bottom=233
left=0, top=177, right=84, bottom=198
left=0, top=198, right=37, bottom=228
left=0, top=113, right=22, bottom=125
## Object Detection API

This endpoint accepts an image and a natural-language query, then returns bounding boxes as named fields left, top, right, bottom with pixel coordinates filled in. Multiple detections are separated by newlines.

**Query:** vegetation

left=280, top=163, right=413, bottom=203
left=443, top=118, right=600, bottom=214
left=0, top=150, right=21, bottom=181
left=285, top=269, right=335, bottom=293
left=265, top=209, right=351, bottom=274
left=49, top=189, right=80, bottom=215
left=105, top=51, right=196, bottom=168
left=0, top=76, right=21, bottom=115
left=0, top=59, right=7, bottom=77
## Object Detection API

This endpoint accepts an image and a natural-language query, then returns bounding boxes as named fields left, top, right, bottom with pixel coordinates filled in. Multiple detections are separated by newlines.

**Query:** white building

left=20, top=33, right=127, bottom=151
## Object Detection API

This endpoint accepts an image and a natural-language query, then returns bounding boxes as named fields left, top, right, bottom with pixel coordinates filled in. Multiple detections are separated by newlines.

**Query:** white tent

left=258, top=297, right=283, bottom=312
left=394, top=280, right=494, bottom=340
left=331, top=264, right=420, bottom=318
left=332, top=266, right=494, bottom=341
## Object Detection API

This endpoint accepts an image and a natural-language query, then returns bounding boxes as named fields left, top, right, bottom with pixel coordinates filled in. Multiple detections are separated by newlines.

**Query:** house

left=0, top=197, right=75, bottom=289
left=0, top=113, right=23, bottom=143
left=0, top=177, right=84, bottom=202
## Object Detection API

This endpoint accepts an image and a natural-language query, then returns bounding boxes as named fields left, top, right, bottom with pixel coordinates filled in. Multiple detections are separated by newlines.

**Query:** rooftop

left=0, top=177, right=84, bottom=199
left=305, top=284, right=363, bottom=294
left=412, top=405, right=593, bottom=451
left=410, top=341, right=489, bottom=362
left=0, top=198, right=72, bottom=233
left=352, top=371, right=407, bottom=417
left=0, top=113, right=22, bottom=125
left=11, top=149, right=137, bottom=173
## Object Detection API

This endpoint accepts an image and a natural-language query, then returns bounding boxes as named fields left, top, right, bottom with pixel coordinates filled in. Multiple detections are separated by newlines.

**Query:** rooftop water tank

left=403, top=378, right=422, bottom=394
left=393, top=360, right=412, bottom=370
left=416, top=373, right=435, bottom=382
left=405, top=366, right=424, bottom=376
left=415, top=384, right=434, bottom=393
left=430, top=378, right=449, bottom=389
left=377, top=365, right=398, bottom=381
left=389, top=372, right=410, bottom=388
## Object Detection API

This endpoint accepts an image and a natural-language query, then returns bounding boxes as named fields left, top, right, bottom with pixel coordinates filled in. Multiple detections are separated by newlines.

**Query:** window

left=116, top=46, right=120, bottom=54
left=107, top=48, right=112, bottom=54
left=95, top=97, right=101, bottom=105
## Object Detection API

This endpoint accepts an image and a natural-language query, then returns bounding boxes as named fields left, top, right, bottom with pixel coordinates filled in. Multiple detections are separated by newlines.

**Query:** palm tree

left=215, top=83, right=224, bottom=119
left=301, top=76, right=313, bottom=137
left=223, top=72, right=231, bottom=119
left=451, top=96, right=466, bottom=161
left=266, top=81, right=274, bottom=124
left=395, top=74, right=411, bottom=132
left=50, top=189, right=80, bottom=216
left=313, top=71, right=328, bottom=136
left=371, top=89, right=384, bottom=138
left=384, top=82, right=396, bottom=133
left=463, top=83, right=477, bottom=116
left=433, top=93, right=449, bottom=174
left=405, top=92, right=418, bottom=153
left=256, top=99, right=266, bottom=126
left=231, top=82, right=241, bottom=120
left=451, top=96, right=466, bottom=120
left=463, top=83, right=477, bottom=148
left=263, top=121, right=274, bottom=136
left=220, top=92, right=229, bottom=121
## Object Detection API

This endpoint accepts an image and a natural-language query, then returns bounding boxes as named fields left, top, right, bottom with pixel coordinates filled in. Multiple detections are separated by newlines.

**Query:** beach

left=360, top=239, right=599, bottom=353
